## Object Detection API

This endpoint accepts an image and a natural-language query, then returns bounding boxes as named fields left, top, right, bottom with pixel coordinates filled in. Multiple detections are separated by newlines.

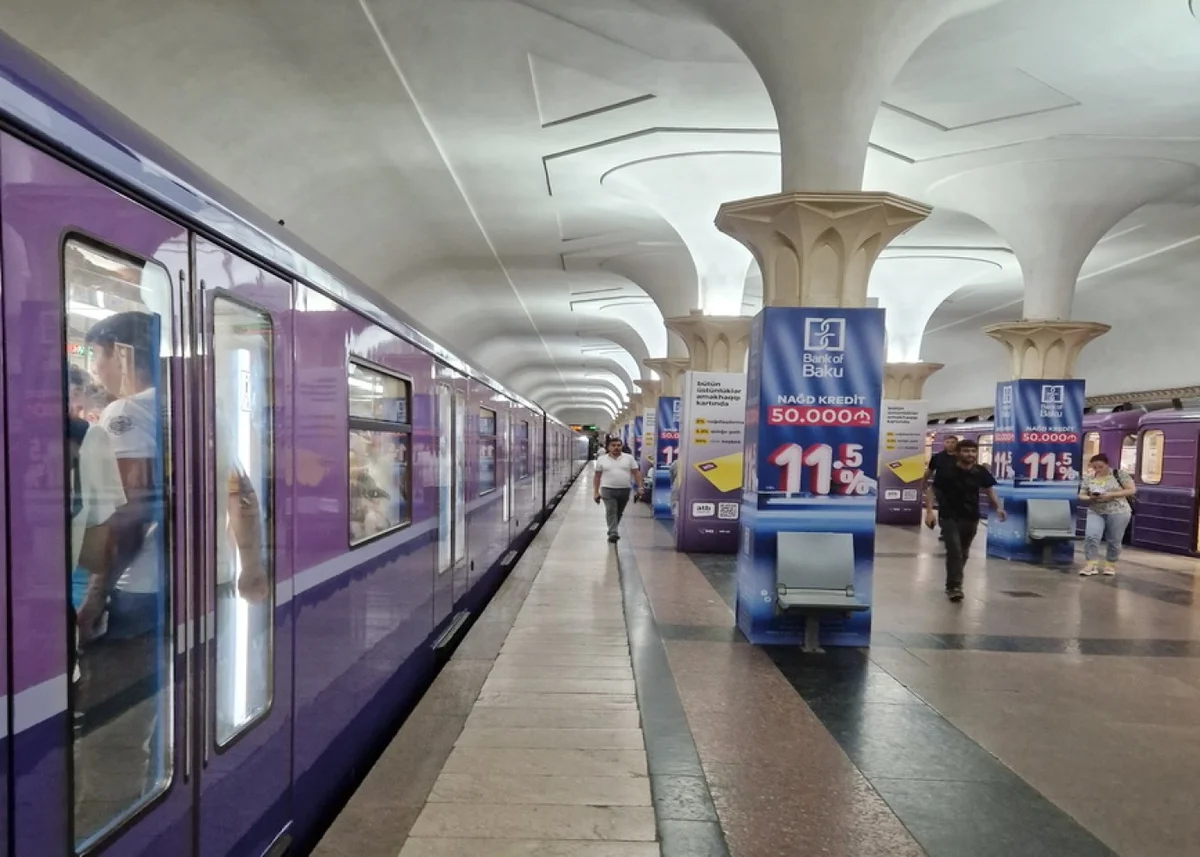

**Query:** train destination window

left=348, top=361, right=411, bottom=545
left=1140, top=430, right=1164, bottom=485
left=63, top=237, right=174, bottom=851
left=1082, top=432, right=1101, bottom=464
left=479, top=407, right=497, bottom=494
left=212, top=297, right=274, bottom=746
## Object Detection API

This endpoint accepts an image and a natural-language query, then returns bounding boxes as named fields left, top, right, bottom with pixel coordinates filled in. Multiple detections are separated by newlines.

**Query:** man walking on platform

left=593, top=436, right=644, bottom=543
left=924, top=438, right=1006, bottom=601
left=926, top=435, right=958, bottom=543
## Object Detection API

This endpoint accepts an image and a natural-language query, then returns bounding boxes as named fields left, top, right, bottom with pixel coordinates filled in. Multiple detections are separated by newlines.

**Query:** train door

left=0, top=164, right=9, bottom=857
left=193, top=238, right=293, bottom=857
left=434, top=370, right=467, bottom=607
left=1, top=134, right=192, bottom=856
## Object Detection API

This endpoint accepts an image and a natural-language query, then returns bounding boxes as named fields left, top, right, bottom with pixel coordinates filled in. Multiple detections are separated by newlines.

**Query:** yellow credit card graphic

left=887, top=454, right=928, bottom=484
left=693, top=453, right=744, bottom=493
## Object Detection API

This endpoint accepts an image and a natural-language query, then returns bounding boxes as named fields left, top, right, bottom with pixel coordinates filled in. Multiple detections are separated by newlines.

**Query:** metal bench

left=775, top=531, right=869, bottom=653
left=1026, top=498, right=1076, bottom=562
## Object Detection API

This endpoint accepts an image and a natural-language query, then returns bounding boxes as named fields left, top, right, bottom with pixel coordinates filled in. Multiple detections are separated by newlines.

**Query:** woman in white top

left=1078, top=453, right=1136, bottom=576
left=593, top=436, right=644, bottom=543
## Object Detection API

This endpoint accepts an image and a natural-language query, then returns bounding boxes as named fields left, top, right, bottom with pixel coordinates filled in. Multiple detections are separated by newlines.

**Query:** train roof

left=1083, top=410, right=1143, bottom=429
left=0, top=31, right=561, bottom=425
left=1137, top=408, right=1200, bottom=427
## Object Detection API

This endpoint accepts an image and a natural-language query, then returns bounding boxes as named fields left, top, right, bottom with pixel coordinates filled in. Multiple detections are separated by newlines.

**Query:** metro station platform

left=314, top=481, right=1200, bottom=857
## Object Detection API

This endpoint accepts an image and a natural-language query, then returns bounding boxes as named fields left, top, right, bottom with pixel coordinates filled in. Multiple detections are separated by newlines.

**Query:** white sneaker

left=1102, top=563, right=1116, bottom=576
left=1080, top=562, right=1100, bottom=576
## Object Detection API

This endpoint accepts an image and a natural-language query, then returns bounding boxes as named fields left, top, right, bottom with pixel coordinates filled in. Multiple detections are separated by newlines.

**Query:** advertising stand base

left=986, top=379, right=1084, bottom=564
left=736, top=307, right=886, bottom=649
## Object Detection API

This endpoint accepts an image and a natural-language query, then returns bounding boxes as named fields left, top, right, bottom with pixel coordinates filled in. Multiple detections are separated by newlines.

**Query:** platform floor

left=315, top=482, right=1200, bottom=857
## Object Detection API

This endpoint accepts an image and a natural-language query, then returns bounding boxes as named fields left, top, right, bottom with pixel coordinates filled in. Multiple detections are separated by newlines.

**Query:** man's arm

left=228, top=467, right=268, bottom=602
left=985, top=486, right=1007, bottom=520
left=923, top=481, right=937, bottom=528
left=593, top=463, right=602, bottom=499
left=632, top=460, right=645, bottom=493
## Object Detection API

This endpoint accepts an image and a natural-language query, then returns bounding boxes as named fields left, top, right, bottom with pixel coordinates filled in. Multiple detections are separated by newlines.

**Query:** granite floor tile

left=474, top=692, right=639, bottom=710
left=398, top=842, right=661, bottom=857
left=650, top=774, right=720, bottom=823
left=358, top=714, right=467, bottom=808
left=412, top=661, right=494, bottom=716
left=428, top=772, right=651, bottom=806
left=487, top=666, right=636, bottom=684
left=311, top=803, right=423, bottom=857
left=407, top=803, right=657, bottom=841
left=464, top=707, right=642, bottom=730
left=441, top=746, right=649, bottom=778
left=481, top=677, right=638, bottom=695
left=658, top=819, right=729, bottom=857
left=501, top=644, right=631, bottom=658
left=455, top=726, right=646, bottom=749
left=493, top=654, right=635, bottom=669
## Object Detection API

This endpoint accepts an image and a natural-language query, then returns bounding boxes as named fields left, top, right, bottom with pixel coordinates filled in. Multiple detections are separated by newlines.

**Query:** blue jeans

left=1084, top=510, right=1131, bottom=563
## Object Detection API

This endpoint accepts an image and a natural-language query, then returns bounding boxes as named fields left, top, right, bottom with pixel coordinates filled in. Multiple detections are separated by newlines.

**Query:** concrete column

left=884, top=362, right=944, bottom=400
left=643, top=357, right=690, bottom=396
left=665, top=310, right=752, bottom=372
left=716, top=192, right=931, bottom=308
left=983, top=321, right=1111, bottom=380
left=636, top=379, right=661, bottom=402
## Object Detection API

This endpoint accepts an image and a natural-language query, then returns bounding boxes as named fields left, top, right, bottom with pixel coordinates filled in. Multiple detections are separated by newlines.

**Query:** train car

left=1075, top=410, right=1142, bottom=540
left=0, top=31, right=587, bottom=857
left=1129, top=410, right=1200, bottom=556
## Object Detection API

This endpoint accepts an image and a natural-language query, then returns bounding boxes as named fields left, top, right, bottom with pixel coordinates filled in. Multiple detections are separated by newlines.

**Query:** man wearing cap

left=592, top=435, right=644, bottom=543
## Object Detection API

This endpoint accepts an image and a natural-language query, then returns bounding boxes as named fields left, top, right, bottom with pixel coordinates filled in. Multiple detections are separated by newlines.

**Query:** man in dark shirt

left=924, top=438, right=1006, bottom=601
left=926, top=436, right=958, bottom=542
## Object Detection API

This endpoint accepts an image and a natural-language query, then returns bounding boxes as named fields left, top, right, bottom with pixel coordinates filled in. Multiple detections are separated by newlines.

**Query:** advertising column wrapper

left=986, top=380, right=1084, bottom=563
left=736, top=308, right=885, bottom=648
left=652, top=396, right=679, bottom=519
left=674, top=373, right=746, bottom=553
left=633, top=415, right=644, bottom=463
left=877, top=400, right=930, bottom=525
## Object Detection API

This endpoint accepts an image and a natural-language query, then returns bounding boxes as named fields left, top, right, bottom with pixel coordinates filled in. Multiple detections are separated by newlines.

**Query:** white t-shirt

left=70, top=426, right=127, bottom=570
left=594, top=452, right=637, bottom=489
left=100, top=388, right=162, bottom=594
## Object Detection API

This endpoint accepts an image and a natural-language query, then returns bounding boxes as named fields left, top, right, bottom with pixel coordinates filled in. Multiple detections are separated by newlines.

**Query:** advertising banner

left=642, top=407, right=656, bottom=468
left=633, top=415, right=644, bottom=463
left=987, top=379, right=1084, bottom=563
left=876, top=400, right=930, bottom=525
left=736, top=307, right=885, bottom=647
left=675, top=373, right=746, bottom=553
left=653, top=396, right=681, bottom=519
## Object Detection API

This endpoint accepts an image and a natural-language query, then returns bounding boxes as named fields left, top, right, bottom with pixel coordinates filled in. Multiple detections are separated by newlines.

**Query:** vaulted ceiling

left=4, top=0, right=1200, bottom=420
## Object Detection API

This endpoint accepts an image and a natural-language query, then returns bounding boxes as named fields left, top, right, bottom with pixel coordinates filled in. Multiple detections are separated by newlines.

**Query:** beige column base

left=665, top=310, right=752, bottom=373
left=642, top=358, right=691, bottom=397
left=884, top=362, right=944, bottom=400
left=716, top=191, right=931, bottom=308
left=983, top=320, right=1111, bottom=379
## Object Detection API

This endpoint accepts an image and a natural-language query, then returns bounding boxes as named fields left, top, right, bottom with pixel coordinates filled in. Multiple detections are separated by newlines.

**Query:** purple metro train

left=0, top=31, right=588, bottom=857
left=929, top=408, right=1200, bottom=554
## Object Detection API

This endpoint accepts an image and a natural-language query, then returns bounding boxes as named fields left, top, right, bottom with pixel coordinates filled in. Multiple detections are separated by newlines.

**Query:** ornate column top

left=983, top=320, right=1111, bottom=379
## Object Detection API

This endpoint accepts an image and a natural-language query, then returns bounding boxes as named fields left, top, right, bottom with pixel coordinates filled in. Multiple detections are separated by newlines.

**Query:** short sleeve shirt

left=99, top=388, right=162, bottom=593
left=595, top=453, right=637, bottom=489
left=932, top=461, right=997, bottom=520
left=70, top=425, right=127, bottom=570
left=1080, top=470, right=1134, bottom=515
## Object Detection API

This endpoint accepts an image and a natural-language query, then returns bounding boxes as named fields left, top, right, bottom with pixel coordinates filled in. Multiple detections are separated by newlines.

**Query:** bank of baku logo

left=1002, top=385, right=1013, bottom=404
left=804, top=318, right=845, bottom=352
left=1041, top=384, right=1065, bottom=405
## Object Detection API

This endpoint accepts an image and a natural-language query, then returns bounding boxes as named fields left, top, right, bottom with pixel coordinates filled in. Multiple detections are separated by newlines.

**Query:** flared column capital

left=643, top=358, right=691, bottom=396
left=883, top=362, right=944, bottom=400
left=635, top=380, right=662, bottom=402
left=716, top=191, right=931, bottom=308
left=664, top=311, right=752, bottom=373
left=983, top=320, right=1111, bottom=379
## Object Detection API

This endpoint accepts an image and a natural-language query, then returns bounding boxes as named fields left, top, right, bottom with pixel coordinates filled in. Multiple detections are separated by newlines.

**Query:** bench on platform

left=1026, top=498, right=1076, bottom=562
left=775, top=531, right=869, bottom=653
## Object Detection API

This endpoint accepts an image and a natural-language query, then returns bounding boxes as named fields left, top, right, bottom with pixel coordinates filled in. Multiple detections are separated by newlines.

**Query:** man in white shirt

left=593, top=436, right=644, bottom=543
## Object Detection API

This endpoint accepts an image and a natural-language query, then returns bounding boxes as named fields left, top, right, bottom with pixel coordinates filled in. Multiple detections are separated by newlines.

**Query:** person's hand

left=924, top=510, right=937, bottom=530
left=1094, top=493, right=1114, bottom=503
left=996, top=509, right=1008, bottom=523
left=238, top=559, right=271, bottom=603
left=594, top=493, right=601, bottom=504
left=76, top=593, right=105, bottom=644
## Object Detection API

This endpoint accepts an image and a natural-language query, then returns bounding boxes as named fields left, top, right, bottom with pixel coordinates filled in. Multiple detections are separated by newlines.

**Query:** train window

left=348, top=361, right=411, bottom=546
left=1120, top=433, right=1138, bottom=474
left=1140, top=430, right=1164, bottom=485
left=479, top=407, right=497, bottom=493
left=212, top=297, right=274, bottom=747
left=515, top=420, right=530, bottom=480
left=977, top=433, right=994, bottom=467
left=64, top=237, right=174, bottom=850
left=1082, top=432, right=1101, bottom=464
left=454, top=389, right=467, bottom=563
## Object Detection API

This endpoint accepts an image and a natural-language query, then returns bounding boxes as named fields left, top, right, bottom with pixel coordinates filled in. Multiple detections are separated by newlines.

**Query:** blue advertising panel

left=653, top=396, right=681, bottom=519
left=736, top=307, right=885, bottom=647
left=986, top=379, right=1084, bottom=563
left=633, top=415, right=644, bottom=463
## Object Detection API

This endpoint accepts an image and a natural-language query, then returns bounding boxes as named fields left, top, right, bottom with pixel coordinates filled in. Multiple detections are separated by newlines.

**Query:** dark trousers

left=600, top=487, right=631, bottom=538
left=940, top=516, right=979, bottom=591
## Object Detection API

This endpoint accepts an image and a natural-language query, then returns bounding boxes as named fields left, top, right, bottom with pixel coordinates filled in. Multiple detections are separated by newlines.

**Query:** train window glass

left=1120, top=434, right=1138, bottom=474
left=977, top=433, right=994, bottom=467
left=479, top=407, right=497, bottom=494
left=212, top=298, right=274, bottom=747
left=515, top=420, right=530, bottom=479
left=436, top=383, right=453, bottom=572
left=502, top=412, right=512, bottom=523
left=64, top=237, right=174, bottom=851
left=454, top=390, right=467, bottom=562
left=1140, top=430, right=1164, bottom=485
left=1082, top=432, right=1101, bottom=464
left=348, top=360, right=411, bottom=546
